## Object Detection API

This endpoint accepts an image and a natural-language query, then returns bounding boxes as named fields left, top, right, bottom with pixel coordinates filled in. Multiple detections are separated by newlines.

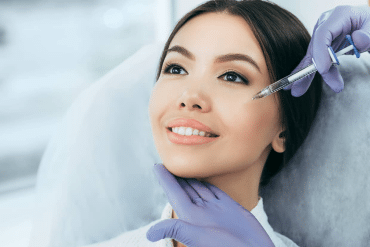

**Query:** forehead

left=169, top=12, right=266, bottom=69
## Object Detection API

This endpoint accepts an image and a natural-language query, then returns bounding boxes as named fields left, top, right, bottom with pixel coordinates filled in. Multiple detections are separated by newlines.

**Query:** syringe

left=252, top=35, right=361, bottom=100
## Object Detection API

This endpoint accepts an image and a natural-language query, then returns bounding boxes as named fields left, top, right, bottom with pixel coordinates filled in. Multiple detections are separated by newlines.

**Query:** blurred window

left=0, top=0, right=164, bottom=194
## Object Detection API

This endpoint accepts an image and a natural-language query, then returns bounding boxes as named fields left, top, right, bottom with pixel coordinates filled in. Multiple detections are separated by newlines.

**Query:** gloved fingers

left=153, top=163, right=194, bottom=209
left=317, top=6, right=363, bottom=42
left=201, top=181, right=220, bottom=200
left=185, top=178, right=217, bottom=203
left=176, top=178, right=203, bottom=204
left=320, top=66, right=344, bottom=93
left=312, top=28, right=366, bottom=76
left=146, top=219, right=171, bottom=242
left=311, top=28, right=334, bottom=75
left=146, top=219, right=202, bottom=247
left=311, top=5, right=366, bottom=74
left=283, top=83, right=292, bottom=91
left=314, top=8, right=334, bottom=29
left=331, top=32, right=352, bottom=52
left=201, top=181, right=234, bottom=203
left=146, top=219, right=184, bottom=242
left=291, top=72, right=316, bottom=97
left=352, top=29, right=370, bottom=52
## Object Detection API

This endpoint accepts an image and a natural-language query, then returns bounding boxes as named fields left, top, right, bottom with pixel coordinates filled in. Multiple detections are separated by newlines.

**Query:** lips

left=167, top=118, right=220, bottom=137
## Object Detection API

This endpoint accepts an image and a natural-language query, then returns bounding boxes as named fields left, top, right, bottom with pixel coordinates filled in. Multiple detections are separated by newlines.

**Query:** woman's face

left=148, top=12, right=285, bottom=180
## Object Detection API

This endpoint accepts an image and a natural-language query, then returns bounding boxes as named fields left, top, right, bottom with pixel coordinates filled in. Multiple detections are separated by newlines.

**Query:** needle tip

left=252, top=93, right=263, bottom=100
left=252, top=88, right=271, bottom=100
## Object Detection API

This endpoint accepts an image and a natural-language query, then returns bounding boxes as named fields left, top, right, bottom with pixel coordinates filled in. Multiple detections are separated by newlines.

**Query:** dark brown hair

left=155, top=0, right=322, bottom=190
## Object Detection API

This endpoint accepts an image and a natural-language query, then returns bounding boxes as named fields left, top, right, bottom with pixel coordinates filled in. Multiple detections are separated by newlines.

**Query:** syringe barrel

left=269, top=63, right=317, bottom=93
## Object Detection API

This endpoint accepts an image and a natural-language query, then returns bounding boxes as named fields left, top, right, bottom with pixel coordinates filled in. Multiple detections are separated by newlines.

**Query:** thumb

left=146, top=219, right=196, bottom=244
left=320, top=65, right=344, bottom=93
left=352, top=29, right=370, bottom=53
left=291, top=72, right=316, bottom=97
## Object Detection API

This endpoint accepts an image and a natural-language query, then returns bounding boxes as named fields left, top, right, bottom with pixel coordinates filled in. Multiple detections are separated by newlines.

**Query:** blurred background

left=0, top=0, right=367, bottom=246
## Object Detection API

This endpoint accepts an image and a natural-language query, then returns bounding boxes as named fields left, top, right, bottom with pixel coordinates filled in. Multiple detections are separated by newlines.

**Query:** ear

left=271, top=130, right=286, bottom=153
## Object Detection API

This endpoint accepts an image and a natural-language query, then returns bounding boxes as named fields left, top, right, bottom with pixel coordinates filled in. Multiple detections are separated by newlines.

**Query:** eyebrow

left=165, top=45, right=261, bottom=73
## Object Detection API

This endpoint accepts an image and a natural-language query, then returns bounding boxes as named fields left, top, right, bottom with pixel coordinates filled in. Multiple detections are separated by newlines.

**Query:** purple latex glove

left=284, top=5, right=370, bottom=97
left=146, top=163, right=275, bottom=247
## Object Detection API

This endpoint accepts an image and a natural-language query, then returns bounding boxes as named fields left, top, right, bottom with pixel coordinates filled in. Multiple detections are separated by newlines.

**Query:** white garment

left=81, top=197, right=298, bottom=247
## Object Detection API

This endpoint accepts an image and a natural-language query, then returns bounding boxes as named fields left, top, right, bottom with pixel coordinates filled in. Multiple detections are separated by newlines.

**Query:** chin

left=162, top=160, right=214, bottom=179
left=164, top=163, right=198, bottom=178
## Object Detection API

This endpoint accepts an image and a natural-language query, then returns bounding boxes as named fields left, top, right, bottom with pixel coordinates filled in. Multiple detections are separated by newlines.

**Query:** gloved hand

left=146, top=163, right=275, bottom=247
left=284, top=5, right=370, bottom=97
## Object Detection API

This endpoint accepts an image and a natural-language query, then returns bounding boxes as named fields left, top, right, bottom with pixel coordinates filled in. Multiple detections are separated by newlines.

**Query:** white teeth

left=192, top=129, right=200, bottom=135
left=171, top=127, right=215, bottom=137
left=185, top=127, right=194, bottom=136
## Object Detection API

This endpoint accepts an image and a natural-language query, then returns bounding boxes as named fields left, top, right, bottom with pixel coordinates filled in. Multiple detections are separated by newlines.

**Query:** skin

left=148, top=12, right=285, bottom=247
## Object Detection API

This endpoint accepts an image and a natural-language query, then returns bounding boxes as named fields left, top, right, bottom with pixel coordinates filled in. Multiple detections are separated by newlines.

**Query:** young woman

left=146, top=0, right=323, bottom=246
left=82, top=0, right=323, bottom=246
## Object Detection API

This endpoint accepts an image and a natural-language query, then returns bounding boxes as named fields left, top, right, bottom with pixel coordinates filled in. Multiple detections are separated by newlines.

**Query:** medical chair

left=28, top=42, right=370, bottom=247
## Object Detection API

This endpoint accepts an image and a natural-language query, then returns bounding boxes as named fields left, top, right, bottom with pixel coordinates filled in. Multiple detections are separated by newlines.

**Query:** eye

left=162, top=62, right=249, bottom=85
left=162, top=62, right=187, bottom=75
left=219, top=71, right=249, bottom=85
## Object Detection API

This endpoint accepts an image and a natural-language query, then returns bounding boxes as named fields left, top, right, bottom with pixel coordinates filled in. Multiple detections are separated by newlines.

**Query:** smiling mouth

left=167, top=127, right=220, bottom=138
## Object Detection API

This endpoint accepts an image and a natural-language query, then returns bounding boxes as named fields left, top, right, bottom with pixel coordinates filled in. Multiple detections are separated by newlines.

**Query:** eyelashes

left=161, top=62, right=249, bottom=85
left=163, top=62, right=186, bottom=75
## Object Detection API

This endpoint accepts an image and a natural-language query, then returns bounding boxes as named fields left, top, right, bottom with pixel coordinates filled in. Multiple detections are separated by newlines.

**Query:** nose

left=181, top=102, right=201, bottom=109
left=178, top=91, right=211, bottom=113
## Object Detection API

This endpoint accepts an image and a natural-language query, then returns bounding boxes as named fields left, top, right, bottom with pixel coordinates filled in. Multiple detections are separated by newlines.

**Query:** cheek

left=148, top=82, right=175, bottom=137
left=149, top=83, right=167, bottom=118
left=225, top=99, right=279, bottom=152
